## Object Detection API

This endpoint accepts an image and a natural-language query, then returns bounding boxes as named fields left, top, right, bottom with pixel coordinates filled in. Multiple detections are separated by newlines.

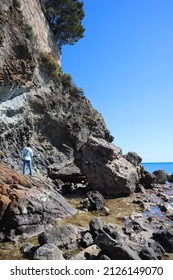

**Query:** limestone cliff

left=0, top=0, right=113, bottom=174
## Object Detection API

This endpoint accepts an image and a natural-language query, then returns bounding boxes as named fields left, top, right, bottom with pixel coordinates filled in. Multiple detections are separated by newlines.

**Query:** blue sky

left=61, top=0, right=173, bottom=162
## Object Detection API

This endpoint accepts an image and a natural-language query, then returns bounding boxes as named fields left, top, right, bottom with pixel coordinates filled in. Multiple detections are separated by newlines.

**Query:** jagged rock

left=38, top=224, right=81, bottom=251
left=0, top=162, right=76, bottom=240
left=140, top=171, right=156, bottom=189
left=153, top=170, right=168, bottom=184
left=47, top=161, right=86, bottom=184
left=87, top=191, right=105, bottom=210
left=70, top=245, right=100, bottom=260
left=81, top=231, right=94, bottom=247
left=152, top=228, right=173, bottom=252
left=95, top=231, right=141, bottom=260
left=123, top=151, right=142, bottom=166
left=168, top=174, right=173, bottom=182
left=139, top=248, right=159, bottom=260
left=135, top=184, right=146, bottom=194
left=89, top=218, right=141, bottom=260
left=75, top=136, right=139, bottom=196
left=89, top=218, right=103, bottom=238
left=139, top=239, right=165, bottom=260
left=123, top=219, right=143, bottom=235
left=33, top=244, right=64, bottom=260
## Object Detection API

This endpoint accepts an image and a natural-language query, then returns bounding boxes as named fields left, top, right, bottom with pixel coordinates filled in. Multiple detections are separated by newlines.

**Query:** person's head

left=27, top=143, right=31, bottom=147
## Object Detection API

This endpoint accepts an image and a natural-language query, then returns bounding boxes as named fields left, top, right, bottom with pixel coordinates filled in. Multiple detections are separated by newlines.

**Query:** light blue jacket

left=22, top=147, right=33, bottom=161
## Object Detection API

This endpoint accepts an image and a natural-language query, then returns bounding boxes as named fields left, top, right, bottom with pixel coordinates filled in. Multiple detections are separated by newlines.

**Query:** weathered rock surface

left=75, top=136, right=139, bottom=196
left=38, top=224, right=81, bottom=251
left=33, top=244, right=64, bottom=260
left=0, top=162, right=76, bottom=240
left=89, top=218, right=165, bottom=260
left=153, top=170, right=168, bottom=184
left=0, top=1, right=113, bottom=176
left=139, top=171, right=156, bottom=189
left=153, top=228, right=173, bottom=253
left=47, top=161, right=86, bottom=183
left=123, top=151, right=142, bottom=166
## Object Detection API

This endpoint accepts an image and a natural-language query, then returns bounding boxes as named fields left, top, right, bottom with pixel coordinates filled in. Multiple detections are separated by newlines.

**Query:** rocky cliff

left=0, top=0, right=113, bottom=175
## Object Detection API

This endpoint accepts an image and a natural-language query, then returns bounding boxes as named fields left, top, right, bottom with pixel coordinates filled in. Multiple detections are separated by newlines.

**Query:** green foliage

left=41, top=52, right=62, bottom=77
left=41, top=0, right=85, bottom=47
left=13, top=0, right=21, bottom=9
left=60, top=73, right=84, bottom=97
left=40, top=52, right=84, bottom=96
left=24, top=24, right=34, bottom=40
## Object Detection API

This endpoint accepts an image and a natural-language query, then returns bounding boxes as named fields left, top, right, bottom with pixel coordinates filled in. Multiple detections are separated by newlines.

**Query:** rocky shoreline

left=0, top=137, right=173, bottom=260
left=1, top=0, right=173, bottom=260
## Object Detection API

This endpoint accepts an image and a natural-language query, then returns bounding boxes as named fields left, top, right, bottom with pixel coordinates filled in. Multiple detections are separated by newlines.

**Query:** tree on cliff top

left=42, top=0, right=85, bottom=48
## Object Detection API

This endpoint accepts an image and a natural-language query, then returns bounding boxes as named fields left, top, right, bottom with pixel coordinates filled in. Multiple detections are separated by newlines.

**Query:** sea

left=142, top=162, right=173, bottom=175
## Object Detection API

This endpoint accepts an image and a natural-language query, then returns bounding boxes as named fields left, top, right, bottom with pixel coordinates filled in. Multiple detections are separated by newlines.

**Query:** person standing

left=21, top=143, right=33, bottom=177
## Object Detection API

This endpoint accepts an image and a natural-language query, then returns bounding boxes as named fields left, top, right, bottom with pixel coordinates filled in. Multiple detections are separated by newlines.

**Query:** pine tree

left=42, top=0, right=85, bottom=48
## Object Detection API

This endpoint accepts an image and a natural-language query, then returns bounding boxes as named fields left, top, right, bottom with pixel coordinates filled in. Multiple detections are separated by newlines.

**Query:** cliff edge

left=0, top=0, right=113, bottom=174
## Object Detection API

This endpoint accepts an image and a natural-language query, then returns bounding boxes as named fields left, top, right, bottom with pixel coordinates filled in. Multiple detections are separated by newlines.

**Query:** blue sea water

left=142, top=162, right=173, bottom=175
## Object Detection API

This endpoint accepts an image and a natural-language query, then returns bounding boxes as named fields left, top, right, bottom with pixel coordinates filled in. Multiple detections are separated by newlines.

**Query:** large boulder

left=152, top=228, right=173, bottom=253
left=38, top=224, right=81, bottom=251
left=89, top=218, right=141, bottom=260
left=139, top=171, right=156, bottom=189
left=123, top=151, right=142, bottom=167
left=33, top=244, right=64, bottom=260
left=75, top=137, right=139, bottom=196
left=0, top=162, right=76, bottom=240
left=153, top=170, right=168, bottom=184
left=47, top=161, right=86, bottom=183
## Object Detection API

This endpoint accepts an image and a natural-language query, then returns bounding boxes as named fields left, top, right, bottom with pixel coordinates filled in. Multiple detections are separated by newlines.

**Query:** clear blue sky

left=61, top=0, right=173, bottom=162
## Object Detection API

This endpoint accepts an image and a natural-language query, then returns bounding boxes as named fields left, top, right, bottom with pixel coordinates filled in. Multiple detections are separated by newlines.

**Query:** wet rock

left=75, top=136, right=139, bottom=196
left=157, top=192, right=170, bottom=202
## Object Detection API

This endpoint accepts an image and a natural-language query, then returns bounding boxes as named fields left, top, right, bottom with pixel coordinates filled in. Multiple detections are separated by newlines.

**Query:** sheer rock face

left=20, top=0, right=60, bottom=60
left=0, top=162, right=76, bottom=240
left=0, top=1, right=113, bottom=175
left=75, top=137, right=139, bottom=197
